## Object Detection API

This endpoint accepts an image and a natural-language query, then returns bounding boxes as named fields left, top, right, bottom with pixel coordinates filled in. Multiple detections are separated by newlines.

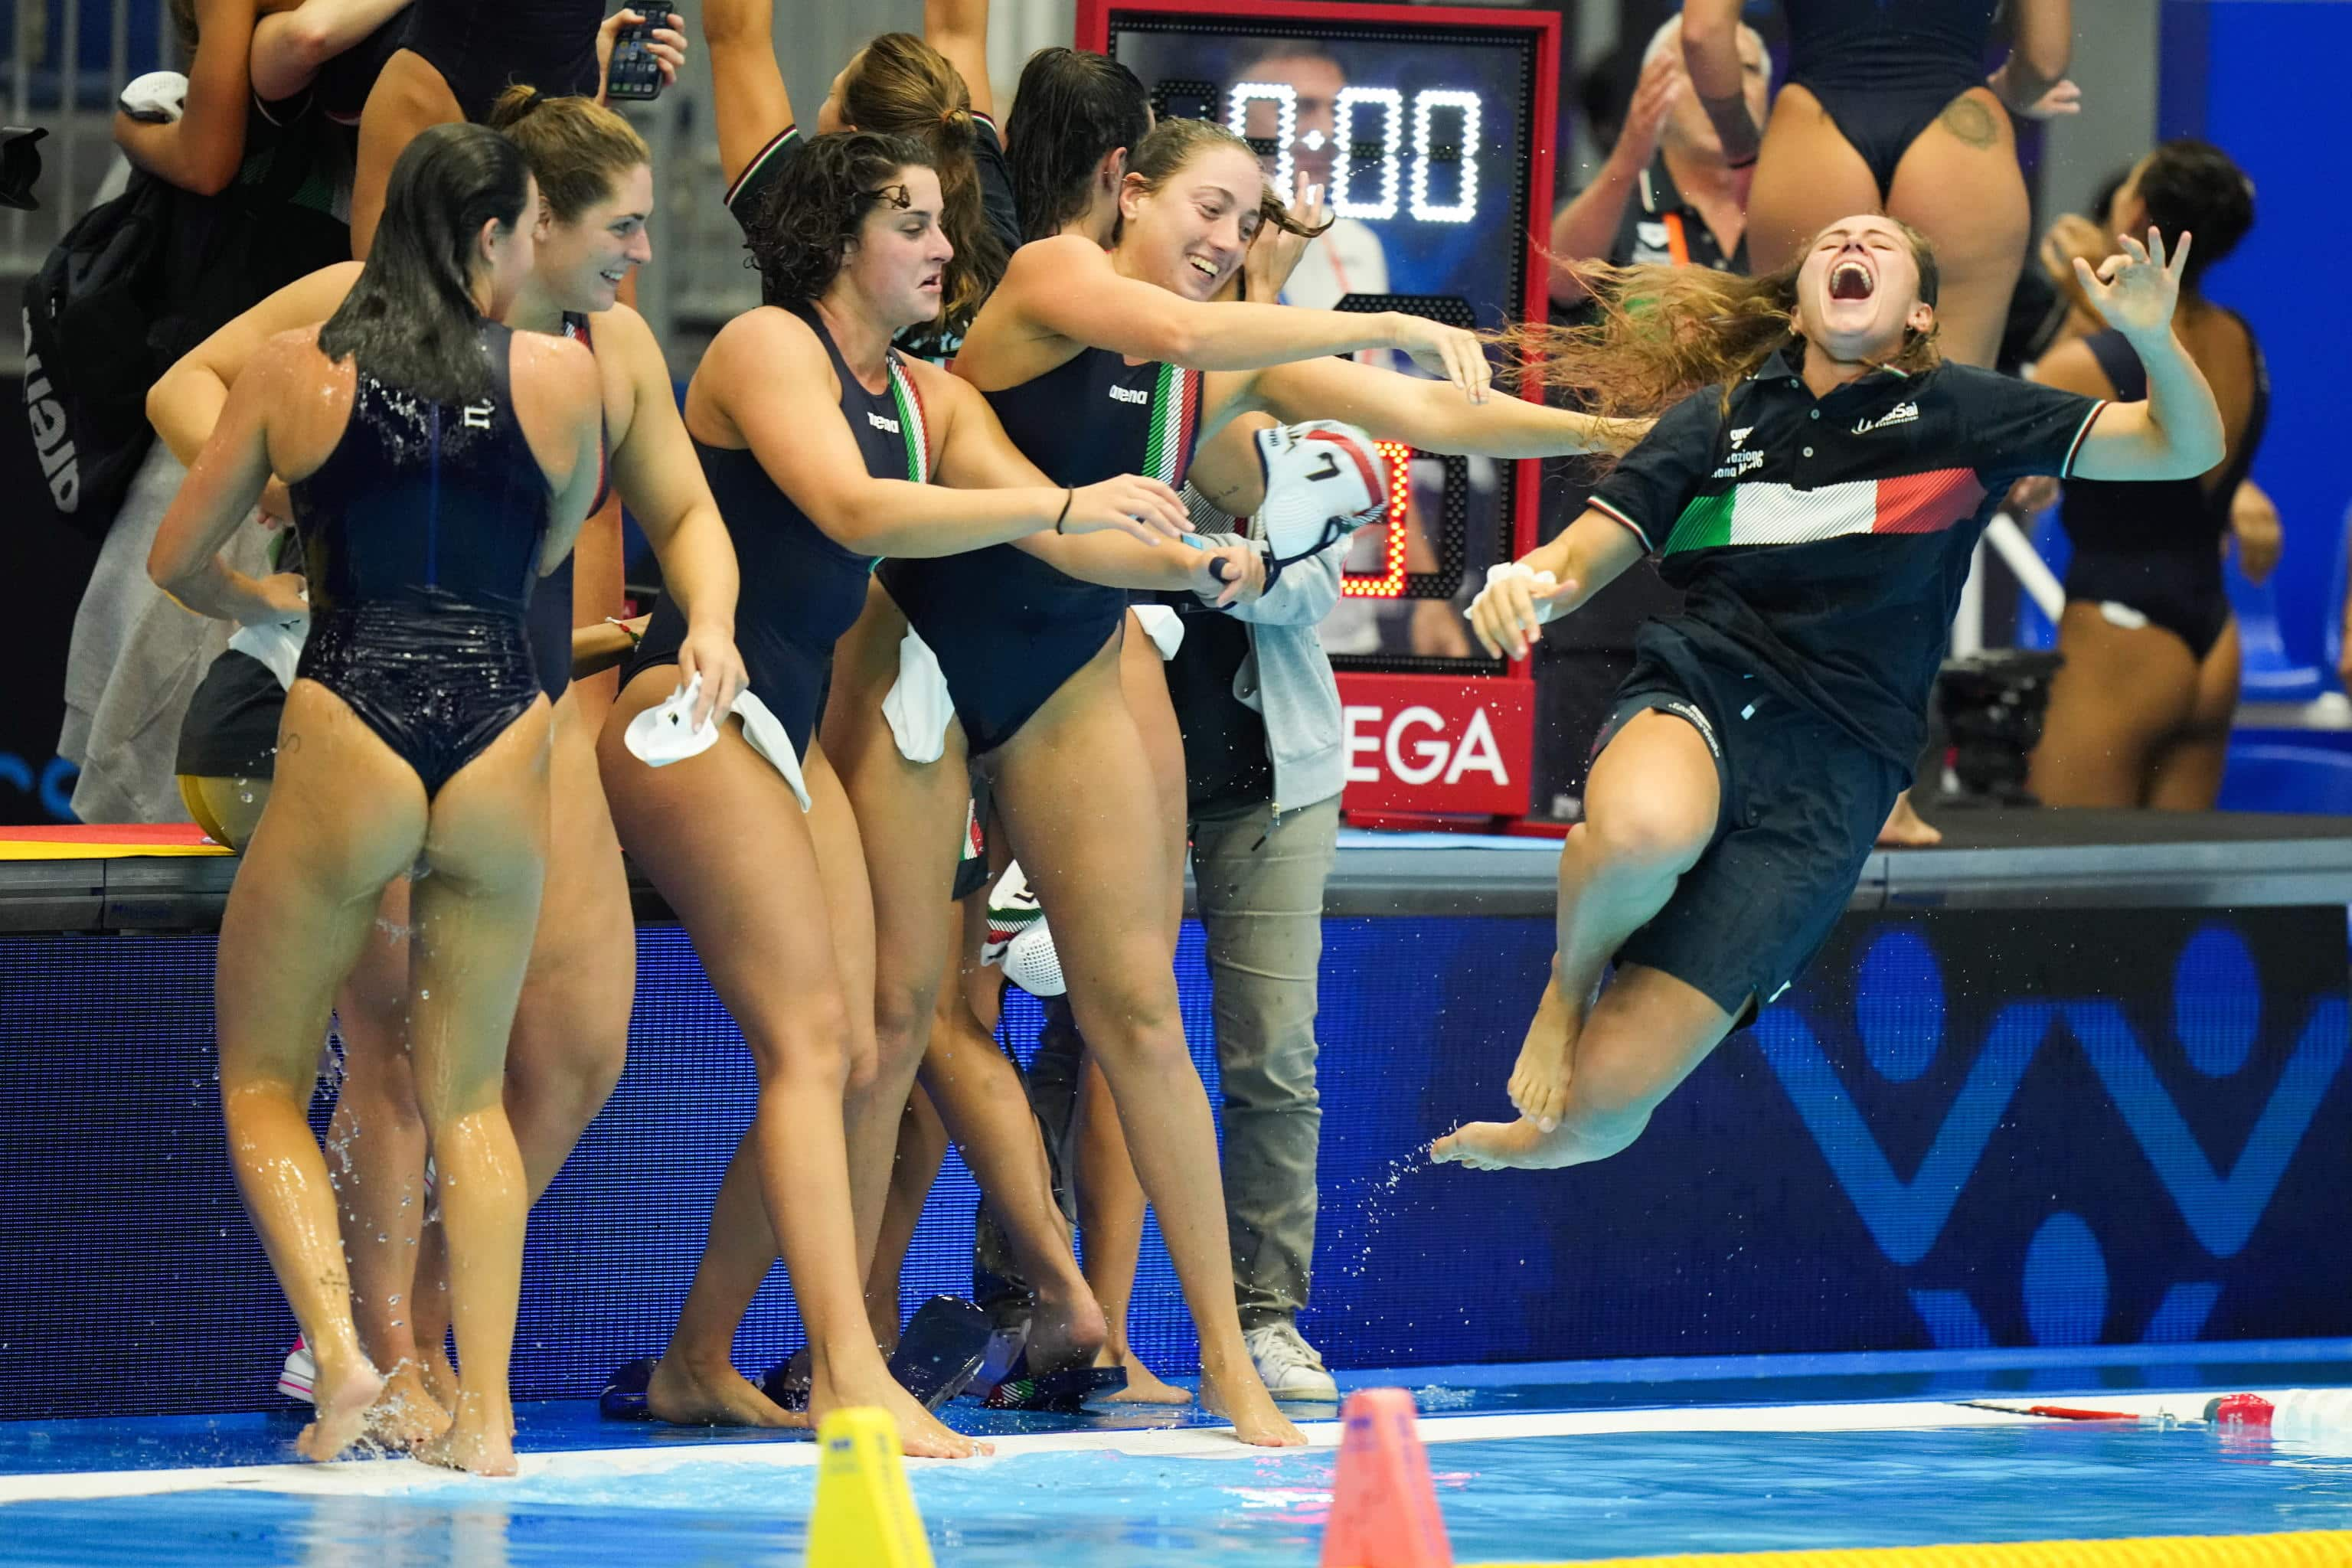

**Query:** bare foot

left=1504, top=982, right=1583, bottom=1132
left=1429, top=1116, right=1579, bottom=1171
left=415, top=1390, right=518, bottom=1478
left=419, top=1334, right=459, bottom=1413
left=812, top=1357, right=990, bottom=1459
left=1201, top=1372, right=1307, bottom=1448
left=296, top=1351, right=384, bottom=1464
left=646, top=1354, right=808, bottom=1428
left=1098, top=1345, right=1192, bottom=1406
left=364, top=1361, right=452, bottom=1449
left=1026, top=1288, right=1111, bottom=1378
left=1876, top=790, right=1942, bottom=848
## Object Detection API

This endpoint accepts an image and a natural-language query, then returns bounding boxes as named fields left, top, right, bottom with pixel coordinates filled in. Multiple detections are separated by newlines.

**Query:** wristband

left=1054, top=488, right=1073, bottom=534
left=606, top=615, right=642, bottom=648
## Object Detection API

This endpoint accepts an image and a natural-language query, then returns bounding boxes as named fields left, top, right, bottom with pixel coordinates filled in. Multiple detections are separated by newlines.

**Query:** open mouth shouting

left=1828, top=255, right=1876, bottom=302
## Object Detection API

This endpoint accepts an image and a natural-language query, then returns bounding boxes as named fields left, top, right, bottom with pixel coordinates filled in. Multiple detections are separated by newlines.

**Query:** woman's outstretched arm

left=1248, top=352, right=1648, bottom=460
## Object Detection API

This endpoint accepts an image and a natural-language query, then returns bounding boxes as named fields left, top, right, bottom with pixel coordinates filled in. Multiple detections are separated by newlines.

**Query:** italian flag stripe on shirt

left=1141, top=363, right=1201, bottom=485
left=885, top=354, right=929, bottom=485
left=1661, top=467, right=1988, bottom=554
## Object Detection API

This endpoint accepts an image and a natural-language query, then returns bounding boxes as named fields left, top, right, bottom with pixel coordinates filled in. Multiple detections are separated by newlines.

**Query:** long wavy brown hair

left=1504, top=220, right=1943, bottom=419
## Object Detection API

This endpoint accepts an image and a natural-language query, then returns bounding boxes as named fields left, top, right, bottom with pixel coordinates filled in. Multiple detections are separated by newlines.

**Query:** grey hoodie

left=1187, top=521, right=1347, bottom=816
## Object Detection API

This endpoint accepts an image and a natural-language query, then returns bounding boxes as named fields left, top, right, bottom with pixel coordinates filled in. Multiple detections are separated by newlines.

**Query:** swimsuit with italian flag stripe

left=879, top=346, right=1204, bottom=753
left=626, top=304, right=929, bottom=756
left=1588, top=351, right=2105, bottom=769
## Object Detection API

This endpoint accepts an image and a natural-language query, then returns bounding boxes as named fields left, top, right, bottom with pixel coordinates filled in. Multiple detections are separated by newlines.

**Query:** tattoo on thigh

left=278, top=731, right=300, bottom=756
left=1938, top=96, right=1998, bottom=149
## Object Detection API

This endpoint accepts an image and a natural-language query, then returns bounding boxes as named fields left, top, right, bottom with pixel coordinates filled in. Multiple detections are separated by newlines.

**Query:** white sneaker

left=1244, top=1321, right=1338, bottom=1401
left=278, top=1338, right=316, bottom=1405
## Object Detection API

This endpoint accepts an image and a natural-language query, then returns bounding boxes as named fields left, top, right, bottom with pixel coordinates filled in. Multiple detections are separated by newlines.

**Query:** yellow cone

left=805, top=1406, right=935, bottom=1568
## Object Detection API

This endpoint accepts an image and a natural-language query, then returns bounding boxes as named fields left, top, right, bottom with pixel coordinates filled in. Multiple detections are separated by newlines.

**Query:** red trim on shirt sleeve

left=1588, top=496, right=1655, bottom=554
left=2059, top=399, right=2109, bottom=479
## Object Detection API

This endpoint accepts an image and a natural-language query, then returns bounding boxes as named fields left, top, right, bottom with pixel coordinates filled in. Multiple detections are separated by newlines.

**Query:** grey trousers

left=978, top=793, right=1339, bottom=1330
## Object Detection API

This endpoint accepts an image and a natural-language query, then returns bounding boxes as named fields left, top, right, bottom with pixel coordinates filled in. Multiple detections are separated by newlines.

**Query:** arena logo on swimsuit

left=1339, top=674, right=1533, bottom=815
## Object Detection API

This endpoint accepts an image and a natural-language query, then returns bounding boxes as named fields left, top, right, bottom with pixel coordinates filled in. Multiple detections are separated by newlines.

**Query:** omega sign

left=1336, top=673, right=1532, bottom=816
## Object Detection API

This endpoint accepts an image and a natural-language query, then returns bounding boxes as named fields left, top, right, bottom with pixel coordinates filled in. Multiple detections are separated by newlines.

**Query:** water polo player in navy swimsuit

left=149, top=93, right=743, bottom=1443
left=699, top=13, right=1200, bottom=1403
left=1433, top=213, right=2223, bottom=1178
left=591, top=130, right=1224, bottom=1461
left=890, top=113, right=1643, bottom=1446
left=147, top=125, right=606, bottom=1474
left=2029, top=140, right=2267, bottom=811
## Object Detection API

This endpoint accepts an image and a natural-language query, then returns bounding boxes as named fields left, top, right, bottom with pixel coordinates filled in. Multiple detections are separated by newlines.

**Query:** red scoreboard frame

left=1076, top=0, right=1562, bottom=825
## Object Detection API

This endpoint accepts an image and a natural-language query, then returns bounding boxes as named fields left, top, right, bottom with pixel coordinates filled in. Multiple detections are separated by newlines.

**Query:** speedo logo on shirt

left=1108, top=384, right=1149, bottom=406
left=867, top=410, right=901, bottom=434
left=1854, top=400, right=1919, bottom=435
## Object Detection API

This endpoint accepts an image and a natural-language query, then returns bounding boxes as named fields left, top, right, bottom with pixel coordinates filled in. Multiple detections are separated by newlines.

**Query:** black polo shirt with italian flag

left=1586, top=350, right=2106, bottom=768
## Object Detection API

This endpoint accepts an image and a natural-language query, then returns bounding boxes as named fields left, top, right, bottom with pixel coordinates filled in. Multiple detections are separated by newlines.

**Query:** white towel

left=1129, top=603, right=1184, bottom=661
left=622, top=675, right=812, bottom=812
left=882, top=626, right=955, bottom=764
left=227, top=612, right=309, bottom=692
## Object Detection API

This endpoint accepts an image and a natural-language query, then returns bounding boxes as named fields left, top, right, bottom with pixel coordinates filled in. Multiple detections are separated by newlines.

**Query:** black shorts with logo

left=1590, top=637, right=1906, bottom=1027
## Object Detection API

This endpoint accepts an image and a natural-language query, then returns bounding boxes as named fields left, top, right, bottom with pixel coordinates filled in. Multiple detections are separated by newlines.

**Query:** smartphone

left=604, top=8, right=678, bottom=102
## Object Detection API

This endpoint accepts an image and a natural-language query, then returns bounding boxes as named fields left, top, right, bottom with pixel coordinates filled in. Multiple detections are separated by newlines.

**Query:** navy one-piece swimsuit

left=289, top=322, right=551, bottom=795
left=1782, top=0, right=2000, bottom=199
left=2060, top=318, right=2269, bottom=661
left=626, top=305, right=923, bottom=756
left=877, top=348, right=1200, bottom=753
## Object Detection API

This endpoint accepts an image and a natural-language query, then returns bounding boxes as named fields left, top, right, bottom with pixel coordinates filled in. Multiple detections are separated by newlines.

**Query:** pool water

left=8, top=1351, right=2352, bottom=1565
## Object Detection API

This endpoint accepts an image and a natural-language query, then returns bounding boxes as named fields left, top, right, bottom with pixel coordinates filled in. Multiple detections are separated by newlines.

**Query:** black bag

left=19, top=171, right=176, bottom=537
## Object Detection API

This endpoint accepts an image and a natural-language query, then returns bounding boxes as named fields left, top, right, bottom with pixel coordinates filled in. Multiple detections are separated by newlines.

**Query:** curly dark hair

left=745, top=130, right=936, bottom=307
left=2133, top=139, right=2255, bottom=289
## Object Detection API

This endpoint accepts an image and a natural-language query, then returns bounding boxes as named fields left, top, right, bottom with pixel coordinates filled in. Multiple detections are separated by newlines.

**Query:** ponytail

left=840, top=33, right=1007, bottom=333
left=486, top=84, right=650, bottom=224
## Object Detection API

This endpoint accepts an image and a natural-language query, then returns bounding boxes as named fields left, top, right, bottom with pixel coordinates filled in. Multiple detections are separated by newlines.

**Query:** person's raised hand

left=1244, top=168, right=1326, bottom=302
left=595, top=11, right=688, bottom=104
left=1612, top=47, right=1685, bottom=172
left=2076, top=227, right=2189, bottom=342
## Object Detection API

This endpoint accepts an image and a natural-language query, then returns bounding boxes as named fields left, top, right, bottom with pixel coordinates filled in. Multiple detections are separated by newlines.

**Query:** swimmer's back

left=287, top=322, right=553, bottom=619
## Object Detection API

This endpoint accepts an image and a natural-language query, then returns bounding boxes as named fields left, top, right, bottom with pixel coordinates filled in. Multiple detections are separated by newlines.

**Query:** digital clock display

left=1108, top=22, right=1537, bottom=331
left=1093, top=5, right=1550, bottom=670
